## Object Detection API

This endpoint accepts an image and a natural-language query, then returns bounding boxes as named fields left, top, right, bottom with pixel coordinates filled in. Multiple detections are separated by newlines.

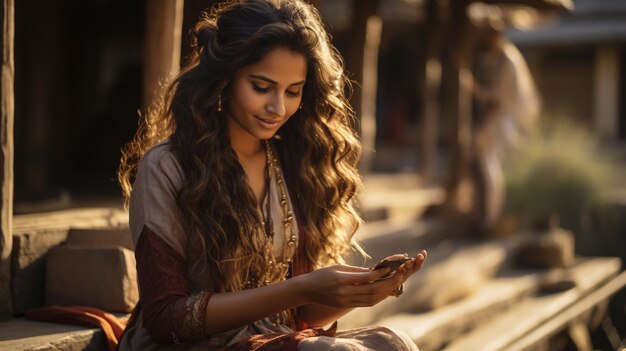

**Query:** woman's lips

left=256, top=116, right=280, bottom=129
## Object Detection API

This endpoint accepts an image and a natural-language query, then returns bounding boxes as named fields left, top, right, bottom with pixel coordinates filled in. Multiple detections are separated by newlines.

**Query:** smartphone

left=371, top=255, right=413, bottom=279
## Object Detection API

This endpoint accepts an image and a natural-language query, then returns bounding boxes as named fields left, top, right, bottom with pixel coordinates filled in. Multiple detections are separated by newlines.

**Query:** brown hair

left=119, top=0, right=363, bottom=292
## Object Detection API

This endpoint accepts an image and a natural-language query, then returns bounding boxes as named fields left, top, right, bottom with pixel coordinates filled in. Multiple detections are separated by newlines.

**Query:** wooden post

left=593, top=45, right=620, bottom=141
left=442, top=1, right=474, bottom=213
left=0, top=0, right=14, bottom=320
left=360, top=15, right=382, bottom=173
left=181, top=0, right=221, bottom=63
left=417, top=0, right=442, bottom=183
left=344, top=0, right=379, bottom=173
left=143, top=0, right=185, bottom=108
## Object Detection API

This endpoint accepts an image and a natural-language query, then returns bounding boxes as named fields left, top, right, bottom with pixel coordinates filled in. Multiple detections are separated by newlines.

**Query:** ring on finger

left=392, top=284, right=404, bottom=298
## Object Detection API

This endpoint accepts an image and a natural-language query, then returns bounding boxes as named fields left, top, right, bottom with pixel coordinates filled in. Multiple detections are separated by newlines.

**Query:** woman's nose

left=266, top=94, right=286, bottom=117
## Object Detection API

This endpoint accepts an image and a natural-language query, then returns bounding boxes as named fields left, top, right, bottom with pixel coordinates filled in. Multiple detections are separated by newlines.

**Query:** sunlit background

left=2, top=0, right=626, bottom=350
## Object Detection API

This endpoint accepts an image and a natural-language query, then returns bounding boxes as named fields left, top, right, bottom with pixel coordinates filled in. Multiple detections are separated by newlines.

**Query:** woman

left=118, top=0, right=427, bottom=349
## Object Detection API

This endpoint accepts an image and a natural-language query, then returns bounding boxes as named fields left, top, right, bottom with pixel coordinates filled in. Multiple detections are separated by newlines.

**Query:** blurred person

left=471, top=26, right=541, bottom=231
left=117, top=0, right=427, bottom=349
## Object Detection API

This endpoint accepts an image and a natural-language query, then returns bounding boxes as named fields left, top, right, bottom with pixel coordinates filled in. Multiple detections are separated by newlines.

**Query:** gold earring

left=299, top=104, right=303, bottom=110
left=218, top=94, right=222, bottom=112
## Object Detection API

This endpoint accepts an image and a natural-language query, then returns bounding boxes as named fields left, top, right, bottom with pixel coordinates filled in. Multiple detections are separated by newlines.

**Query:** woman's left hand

left=384, top=250, right=428, bottom=297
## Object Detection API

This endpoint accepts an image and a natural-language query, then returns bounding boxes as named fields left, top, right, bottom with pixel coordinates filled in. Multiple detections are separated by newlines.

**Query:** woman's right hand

left=300, top=264, right=403, bottom=308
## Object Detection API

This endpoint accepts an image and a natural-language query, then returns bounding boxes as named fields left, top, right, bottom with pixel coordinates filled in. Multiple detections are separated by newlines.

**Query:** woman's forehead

left=240, top=47, right=307, bottom=86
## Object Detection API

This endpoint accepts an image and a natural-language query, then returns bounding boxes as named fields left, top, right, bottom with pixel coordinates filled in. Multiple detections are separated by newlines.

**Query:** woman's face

left=226, top=47, right=307, bottom=146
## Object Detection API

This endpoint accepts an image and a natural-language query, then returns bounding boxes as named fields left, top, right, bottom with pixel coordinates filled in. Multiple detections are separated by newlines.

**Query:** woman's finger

left=392, top=250, right=427, bottom=285
left=340, top=286, right=394, bottom=306
left=344, top=275, right=399, bottom=295
left=339, top=267, right=391, bottom=285
left=382, top=253, right=411, bottom=261
left=411, top=250, right=427, bottom=273
left=334, top=264, right=374, bottom=273
left=369, top=274, right=404, bottom=297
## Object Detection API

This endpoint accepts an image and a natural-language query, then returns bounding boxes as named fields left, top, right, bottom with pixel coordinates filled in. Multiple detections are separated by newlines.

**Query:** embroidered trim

left=177, top=291, right=210, bottom=341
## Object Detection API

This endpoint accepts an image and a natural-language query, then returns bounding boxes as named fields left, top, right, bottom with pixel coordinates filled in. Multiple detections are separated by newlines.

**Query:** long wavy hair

left=119, top=0, right=363, bottom=292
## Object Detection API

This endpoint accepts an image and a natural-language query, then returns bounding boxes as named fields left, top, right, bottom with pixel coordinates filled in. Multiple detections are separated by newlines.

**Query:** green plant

left=503, top=118, right=622, bottom=235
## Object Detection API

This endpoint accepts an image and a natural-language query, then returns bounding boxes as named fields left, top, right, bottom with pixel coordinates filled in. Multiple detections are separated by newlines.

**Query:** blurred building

left=508, top=0, right=626, bottom=141
left=14, top=0, right=146, bottom=211
left=11, top=0, right=586, bottom=210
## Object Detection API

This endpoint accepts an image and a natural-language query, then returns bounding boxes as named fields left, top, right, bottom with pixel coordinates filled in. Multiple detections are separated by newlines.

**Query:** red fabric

left=26, top=306, right=127, bottom=351
left=135, top=225, right=212, bottom=343
left=73, top=306, right=127, bottom=337
left=223, top=323, right=337, bottom=351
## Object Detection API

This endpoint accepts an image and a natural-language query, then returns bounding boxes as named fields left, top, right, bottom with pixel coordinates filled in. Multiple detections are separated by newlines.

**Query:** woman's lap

left=297, top=326, right=419, bottom=351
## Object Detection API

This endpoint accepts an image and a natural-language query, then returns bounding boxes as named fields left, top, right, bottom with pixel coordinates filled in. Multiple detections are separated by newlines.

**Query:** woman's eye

left=252, top=83, right=269, bottom=93
left=286, top=90, right=301, bottom=97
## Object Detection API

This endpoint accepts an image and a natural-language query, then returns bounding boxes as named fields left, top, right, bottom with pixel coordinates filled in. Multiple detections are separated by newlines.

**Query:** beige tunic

left=119, top=141, right=418, bottom=351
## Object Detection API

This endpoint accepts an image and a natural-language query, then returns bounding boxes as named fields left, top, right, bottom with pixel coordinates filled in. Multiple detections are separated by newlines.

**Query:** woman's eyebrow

left=249, top=74, right=306, bottom=87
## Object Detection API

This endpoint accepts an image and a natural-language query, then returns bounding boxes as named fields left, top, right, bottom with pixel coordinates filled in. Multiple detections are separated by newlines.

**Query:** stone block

left=46, top=245, right=138, bottom=312
left=515, top=228, right=575, bottom=268
left=11, top=230, right=69, bottom=315
left=66, top=227, right=134, bottom=251
left=10, top=208, right=130, bottom=316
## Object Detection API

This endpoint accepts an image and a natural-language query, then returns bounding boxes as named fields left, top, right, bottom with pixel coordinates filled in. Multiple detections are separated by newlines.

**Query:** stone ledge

left=13, top=208, right=128, bottom=235
left=0, top=318, right=106, bottom=351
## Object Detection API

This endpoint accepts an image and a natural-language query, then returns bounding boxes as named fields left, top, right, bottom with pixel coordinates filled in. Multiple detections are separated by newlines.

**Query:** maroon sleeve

left=135, top=225, right=212, bottom=344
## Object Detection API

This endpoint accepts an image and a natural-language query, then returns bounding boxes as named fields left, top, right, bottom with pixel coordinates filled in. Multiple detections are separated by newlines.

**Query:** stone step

left=373, top=257, right=622, bottom=351
left=0, top=317, right=110, bottom=351
left=443, top=258, right=624, bottom=351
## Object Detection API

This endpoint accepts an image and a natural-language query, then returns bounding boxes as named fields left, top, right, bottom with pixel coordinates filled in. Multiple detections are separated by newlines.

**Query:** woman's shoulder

left=141, top=140, right=177, bottom=165
left=137, top=140, right=185, bottom=188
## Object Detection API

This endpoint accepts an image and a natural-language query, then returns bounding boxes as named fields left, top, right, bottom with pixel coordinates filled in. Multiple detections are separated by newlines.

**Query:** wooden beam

left=0, top=0, right=14, bottom=320
left=143, top=0, right=184, bottom=108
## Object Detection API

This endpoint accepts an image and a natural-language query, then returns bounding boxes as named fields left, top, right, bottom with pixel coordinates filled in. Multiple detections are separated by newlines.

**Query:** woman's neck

left=228, top=122, right=264, bottom=158
left=231, top=138, right=264, bottom=159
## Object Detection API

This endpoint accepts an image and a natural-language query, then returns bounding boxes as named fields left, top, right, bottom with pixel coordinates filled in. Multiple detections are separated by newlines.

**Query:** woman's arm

left=204, top=261, right=391, bottom=333
left=203, top=264, right=393, bottom=334
left=203, top=275, right=306, bottom=334
left=296, top=303, right=353, bottom=328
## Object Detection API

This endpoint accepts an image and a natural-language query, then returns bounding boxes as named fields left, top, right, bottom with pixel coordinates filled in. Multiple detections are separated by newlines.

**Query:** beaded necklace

left=244, top=140, right=297, bottom=289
